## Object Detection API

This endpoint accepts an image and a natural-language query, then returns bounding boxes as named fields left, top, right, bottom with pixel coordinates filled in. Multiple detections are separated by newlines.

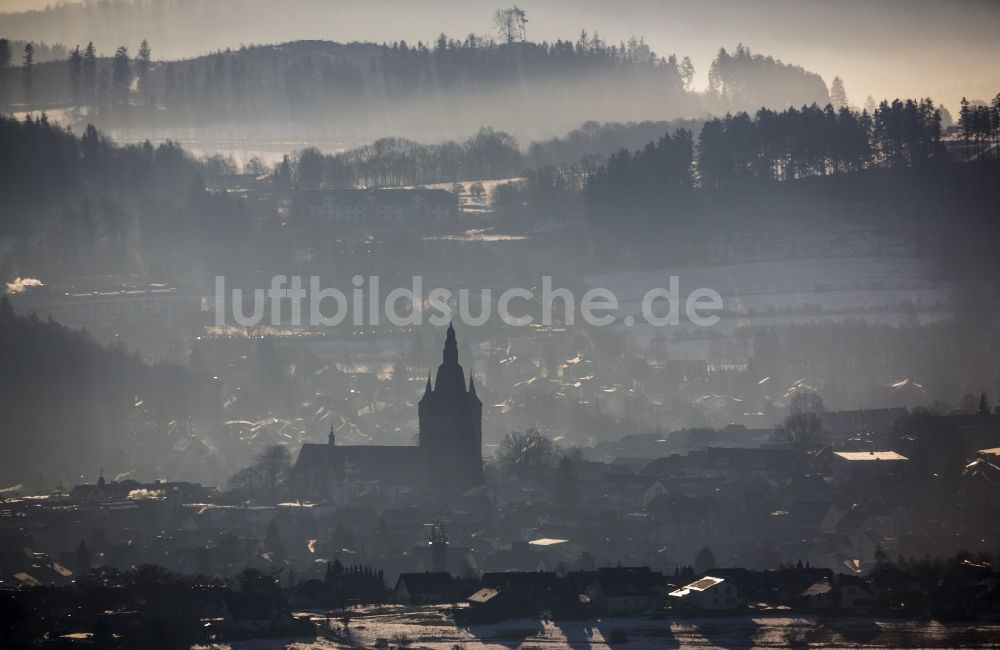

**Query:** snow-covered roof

left=669, top=576, right=725, bottom=597
left=832, top=451, right=907, bottom=462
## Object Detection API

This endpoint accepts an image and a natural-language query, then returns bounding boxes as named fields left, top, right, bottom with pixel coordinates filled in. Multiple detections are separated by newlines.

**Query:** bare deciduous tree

left=496, top=428, right=556, bottom=479
left=493, top=6, right=527, bottom=43
left=775, top=389, right=825, bottom=446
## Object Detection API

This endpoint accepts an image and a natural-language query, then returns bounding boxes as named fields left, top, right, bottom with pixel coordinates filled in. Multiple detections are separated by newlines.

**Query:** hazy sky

left=2, top=0, right=998, bottom=112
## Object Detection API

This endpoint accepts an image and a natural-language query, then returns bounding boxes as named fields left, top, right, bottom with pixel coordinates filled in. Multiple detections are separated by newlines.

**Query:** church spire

left=434, top=322, right=466, bottom=397
left=443, top=321, right=458, bottom=366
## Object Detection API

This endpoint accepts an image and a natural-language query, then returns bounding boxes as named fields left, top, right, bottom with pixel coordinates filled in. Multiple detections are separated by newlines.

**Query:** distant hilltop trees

left=585, top=97, right=948, bottom=214
left=0, top=33, right=832, bottom=139
left=707, top=44, right=830, bottom=113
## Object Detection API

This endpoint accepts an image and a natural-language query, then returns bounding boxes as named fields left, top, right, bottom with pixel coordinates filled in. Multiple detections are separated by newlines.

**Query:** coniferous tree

left=82, top=42, right=98, bottom=104
left=111, top=46, right=131, bottom=106
left=679, top=55, right=695, bottom=91
left=959, top=97, right=972, bottom=151
left=68, top=46, right=83, bottom=104
left=830, top=76, right=848, bottom=109
left=0, top=39, right=11, bottom=108
left=21, top=43, right=34, bottom=108
left=136, top=39, right=152, bottom=104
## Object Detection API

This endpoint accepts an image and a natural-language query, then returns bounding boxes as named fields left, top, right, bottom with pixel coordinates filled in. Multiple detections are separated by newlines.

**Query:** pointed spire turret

left=420, top=373, right=433, bottom=405
left=468, top=375, right=481, bottom=406
left=434, top=321, right=465, bottom=395
left=443, top=321, right=458, bottom=367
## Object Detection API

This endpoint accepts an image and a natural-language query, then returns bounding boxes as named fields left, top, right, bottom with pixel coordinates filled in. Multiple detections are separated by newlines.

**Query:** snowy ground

left=585, top=256, right=958, bottom=348
left=194, top=606, right=1000, bottom=649
left=586, top=256, right=946, bottom=312
left=193, top=638, right=348, bottom=650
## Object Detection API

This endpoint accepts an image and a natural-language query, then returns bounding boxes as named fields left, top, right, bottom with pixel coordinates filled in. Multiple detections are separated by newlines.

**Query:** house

left=568, top=567, right=667, bottom=616
left=795, top=577, right=835, bottom=609
left=669, top=576, right=741, bottom=610
left=830, top=451, right=908, bottom=481
left=479, top=571, right=564, bottom=614
left=835, top=507, right=880, bottom=537
left=708, top=568, right=767, bottom=603
left=699, top=447, right=796, bottom=482
left=793, top=574, right=872, bottom=610
left=820, top=408, right=908, bottom=440
left=1, top=548, right=75, bottom=587
left=978, top=447, right=1000, bottom=460
left=962, top=457, right=1000, bottom=491
left=595, top=567, right=666, bottom=615
left=867, top=501, right=912, bottom=534
left=643, top=447, right=797, bottom=483
left=903, top=413, right=1000, bottom=474
left=641, top=481, right=669, bottom=507
left=461, top=586, right=538, bottom=622
left=773, top=567, right=835, bottom=602
left=394, top=572, right=455, bottom=605
left=836, top=574, right=873, bottom=609
left=467, top=587, right=499, bottom=606
left=782, top=500, right=843, bottom=535
left=70, top=476, right=213, bottom=504
left=289, top=579, right=333, bottom=609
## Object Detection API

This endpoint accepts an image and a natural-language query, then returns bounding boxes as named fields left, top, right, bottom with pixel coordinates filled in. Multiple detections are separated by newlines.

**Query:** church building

left=419, top=322, right=484, bottom=490
left=292, top=323, right=483, bottom=501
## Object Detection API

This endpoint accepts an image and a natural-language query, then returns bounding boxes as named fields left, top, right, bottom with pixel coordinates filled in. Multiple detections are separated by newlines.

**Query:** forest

left=585, top=98, right=949, bottom=210
left=0, top=34, right=834, bottom=141
left=0, top=295, right=216, bottom=486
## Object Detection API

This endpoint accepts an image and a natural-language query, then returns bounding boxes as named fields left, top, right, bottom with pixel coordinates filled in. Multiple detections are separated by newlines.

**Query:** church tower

left=418, top=323, right=484, bottom=491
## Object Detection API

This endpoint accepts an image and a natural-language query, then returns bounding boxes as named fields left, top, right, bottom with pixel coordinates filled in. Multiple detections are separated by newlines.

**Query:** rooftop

left=669, top=576, right=725, bottom=597
left=467, top=587, right=499, bottom=604
left=833, top=451, right=908, bottom=462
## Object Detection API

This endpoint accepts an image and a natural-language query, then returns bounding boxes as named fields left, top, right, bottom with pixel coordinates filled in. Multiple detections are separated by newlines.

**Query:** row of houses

left=396, top=566, right=669, bottom=621
left=393, top=562, right=1000, bottom=622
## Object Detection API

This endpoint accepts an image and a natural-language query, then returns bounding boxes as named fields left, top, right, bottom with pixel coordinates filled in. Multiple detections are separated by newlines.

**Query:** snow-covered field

left=195, top=606, right=1000, bottom=649
left=585, top=256, right=957, bottom=346
left=587, top=256, right=946, bottom=311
